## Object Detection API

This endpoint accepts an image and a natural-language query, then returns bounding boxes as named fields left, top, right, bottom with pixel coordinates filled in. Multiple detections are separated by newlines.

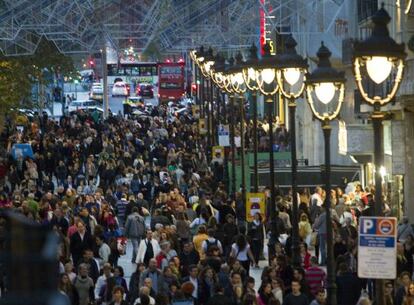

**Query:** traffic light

left=89, top=59, right=95, bottom=68
left=191, top=83, right=197, bottom=95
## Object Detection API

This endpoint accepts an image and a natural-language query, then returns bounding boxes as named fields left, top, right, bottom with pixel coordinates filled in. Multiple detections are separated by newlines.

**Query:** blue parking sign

left=358, top=217, right=397, bottom=279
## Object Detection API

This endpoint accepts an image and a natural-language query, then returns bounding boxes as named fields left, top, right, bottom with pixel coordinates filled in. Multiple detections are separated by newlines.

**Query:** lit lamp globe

left=352, top=4, right=406, bottom=107
left=256, top=43, right=279, bottom=96
left=228, top=52, right=246, bottom=94
left=241, top=43, right=260, bottom=91
left=223, top=57, right=235, bottom=94
left=276, top=35, right=308, bottom=99
left=305, top=42, right=346, bottom=123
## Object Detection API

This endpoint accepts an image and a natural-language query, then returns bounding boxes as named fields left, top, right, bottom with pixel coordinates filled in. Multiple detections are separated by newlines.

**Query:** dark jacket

left=206, top=293, right=233, bottom=305
left=128, top=271, right=141, bottom=304
left=70, top=231, right=94, bottom=267
left=336, top=272, right=363, bottom=305
left=179, top=250, right=200, bottom=277
left=49, top=216, right=69, bottom=235
left=109, top=301, right=128, bottom=305
left=247, top=221, right=264, bottom=242
left=395, top=286, right=408, bottom=305
left=139, top=268, right=164, bottom=294
left=199, top=277, right=217, bottom=305
left=150, top=215, right=171, bottom=230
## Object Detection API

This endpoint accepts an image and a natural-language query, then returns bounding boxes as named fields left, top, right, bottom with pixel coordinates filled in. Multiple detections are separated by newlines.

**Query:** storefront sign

left=358, top=217, right=397, bottom=279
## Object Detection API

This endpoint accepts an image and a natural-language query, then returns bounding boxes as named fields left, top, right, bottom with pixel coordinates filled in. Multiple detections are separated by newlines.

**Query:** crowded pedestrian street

left=1, top=1, right=414, bottom=305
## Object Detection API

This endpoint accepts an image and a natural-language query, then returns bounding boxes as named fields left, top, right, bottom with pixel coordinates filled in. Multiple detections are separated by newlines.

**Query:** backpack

left=136, top=216, right=146, bottom=238
left=205, top=239, right=218, bottom=253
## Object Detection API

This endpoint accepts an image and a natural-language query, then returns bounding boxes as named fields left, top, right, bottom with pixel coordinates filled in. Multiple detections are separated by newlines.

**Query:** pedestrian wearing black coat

left=70, top=220, right=95, bottom=267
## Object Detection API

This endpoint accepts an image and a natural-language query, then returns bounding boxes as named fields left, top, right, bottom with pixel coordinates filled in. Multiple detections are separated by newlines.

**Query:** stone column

left=404, top=110, right=414, bottom=221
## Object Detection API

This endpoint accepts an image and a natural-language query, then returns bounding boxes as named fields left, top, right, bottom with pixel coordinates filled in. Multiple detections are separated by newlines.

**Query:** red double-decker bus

left=158, top=60, right=185, bottom=103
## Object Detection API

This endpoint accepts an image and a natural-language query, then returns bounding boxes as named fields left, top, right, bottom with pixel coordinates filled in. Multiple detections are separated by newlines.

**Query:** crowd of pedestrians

left=0, top=104, right=410, bottom=305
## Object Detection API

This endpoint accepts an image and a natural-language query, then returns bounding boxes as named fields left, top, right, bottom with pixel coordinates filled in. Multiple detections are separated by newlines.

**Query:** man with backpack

left=125, top=207, right=146, bottom=263
left=201, top=228, right=223, bottom=256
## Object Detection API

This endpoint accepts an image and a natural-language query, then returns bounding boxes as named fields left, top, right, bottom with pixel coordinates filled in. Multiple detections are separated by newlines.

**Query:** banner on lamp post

left=338, top=120, right=347, bottom=155
left=246, top=192, right=266, bottom=222
left=218, top=124, right=230, bottom=147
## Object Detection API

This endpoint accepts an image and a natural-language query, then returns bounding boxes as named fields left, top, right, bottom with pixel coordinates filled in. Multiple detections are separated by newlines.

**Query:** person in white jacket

left=135, top=229, right=161, bottom=266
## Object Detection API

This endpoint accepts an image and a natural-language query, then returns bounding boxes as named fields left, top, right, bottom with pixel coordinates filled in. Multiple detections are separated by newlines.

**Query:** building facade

left=291, top=0, right=413, bottom=219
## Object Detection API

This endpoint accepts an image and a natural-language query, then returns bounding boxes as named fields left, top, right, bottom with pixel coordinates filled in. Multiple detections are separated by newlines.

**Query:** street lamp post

left=255, top=43, right=280, bottom=257
left=190, top=49, right=199, bottom=106
left=192, top=46, right=206, bottom=117
left=200, top=47, right=216, bottom=156
left=211, top=53, right=230, bottom=193
left=352, top=6, right=406, bottom=305
left=219, top=57, right=238, bottom=197
left=211, top=54, right=237, bottom=197
left=305, top=42, right=346, bottom=305
left=225, top=53, right=248, bottom=206
left=242, top=43, right=261, bottom=193
left=230, top=92, right=237, bottom=197
left=275, top=35, right=308, bottom=267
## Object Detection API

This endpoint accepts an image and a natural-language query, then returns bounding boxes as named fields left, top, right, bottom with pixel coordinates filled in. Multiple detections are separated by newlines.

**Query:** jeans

left=318, top=233, right=327, bottom=265
left=131, top=238, right=141, bottom=263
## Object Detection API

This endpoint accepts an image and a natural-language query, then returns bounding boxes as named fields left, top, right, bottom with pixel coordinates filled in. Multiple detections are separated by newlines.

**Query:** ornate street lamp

left=200, top=47, right=215, bottom=79
left=254, top=43, right=279, bottom=260
left=194, top=46, right=205, bottom=66
left=241, top=43, right=260, bottom=192
left=275, top=35, right=308, bottom=268
left=352, top=6, right=406, bottom=305
left=306, top=42, right=346, bottom=305
left=227, top=52, right=247, bottom=94
left=211, top=54, right=227, bottom=90
left=256, top=44, right=279, bottom=96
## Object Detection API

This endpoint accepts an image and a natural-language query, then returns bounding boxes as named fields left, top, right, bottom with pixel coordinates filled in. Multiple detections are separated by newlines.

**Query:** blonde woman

left=298, top=213, right=312, bottom=246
